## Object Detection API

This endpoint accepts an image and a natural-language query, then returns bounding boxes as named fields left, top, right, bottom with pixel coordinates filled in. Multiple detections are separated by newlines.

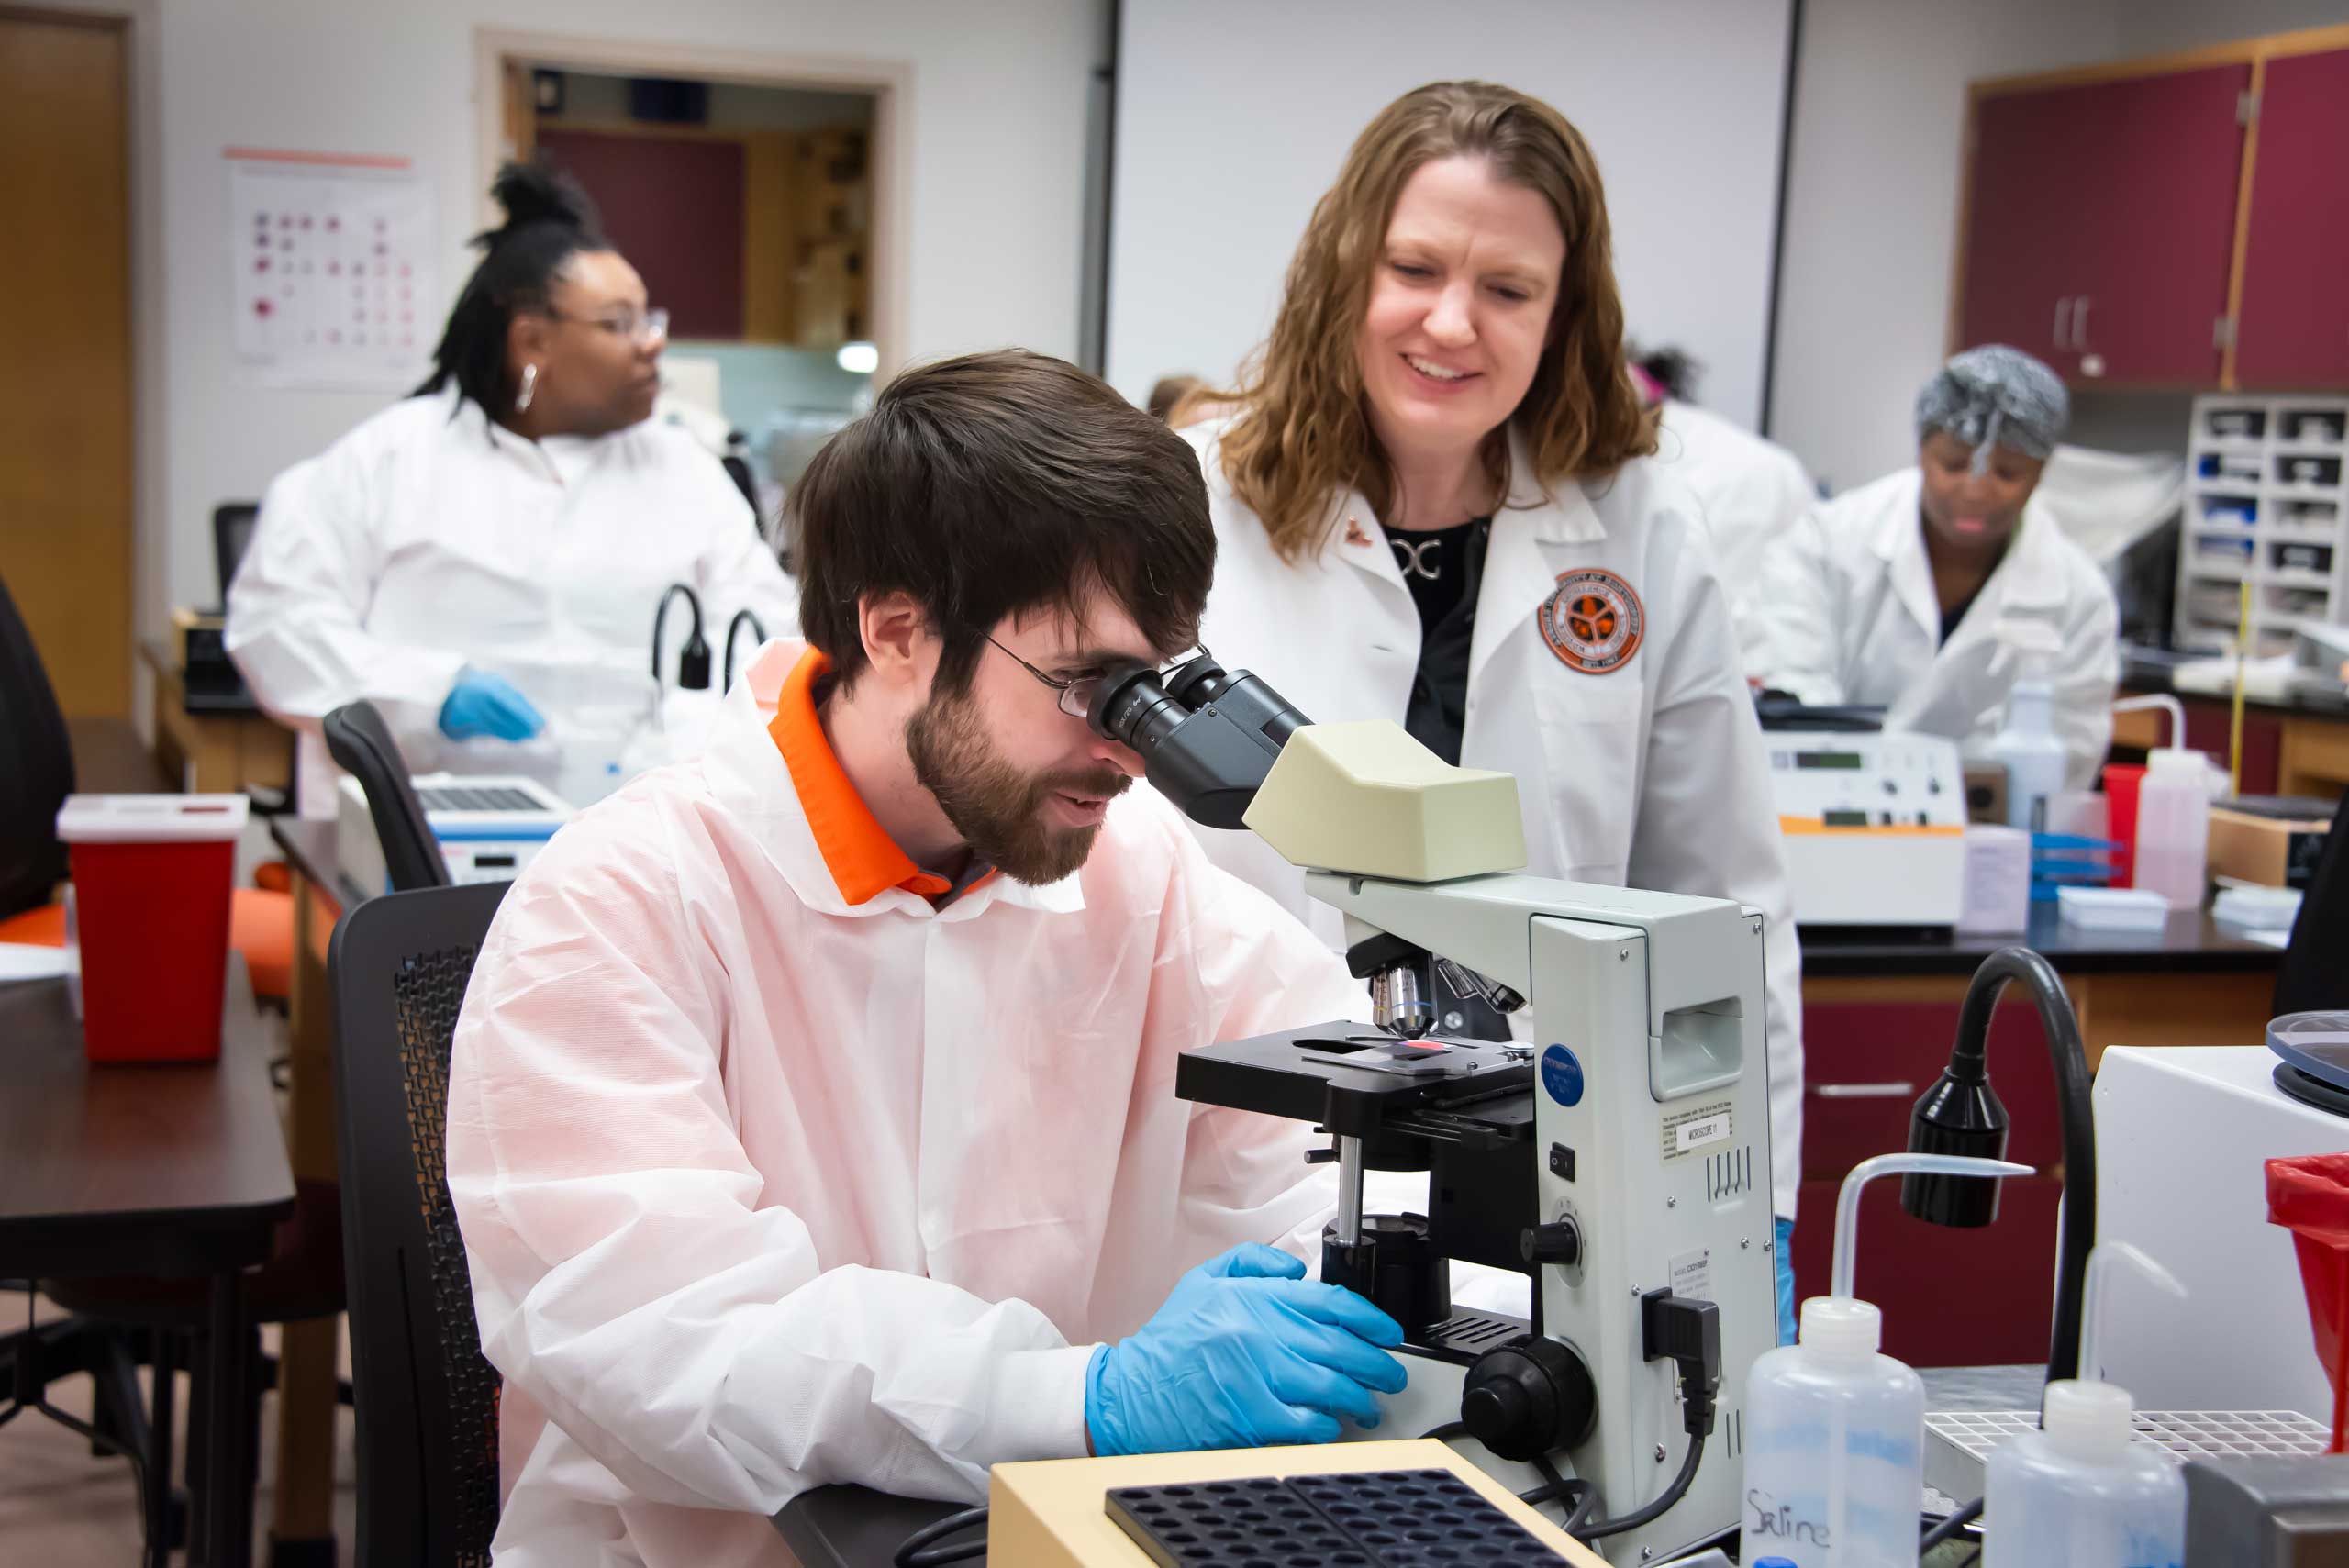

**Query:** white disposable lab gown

left=1186, top=419, right=1805, bottom=1222
left=1746, top=466, right=2121, bottom=788
left=445, top=641, right=1364, bottom=1568
left=1655, top=400, right=1816, bottom=667
left=225, top=385, right=796, bottom=815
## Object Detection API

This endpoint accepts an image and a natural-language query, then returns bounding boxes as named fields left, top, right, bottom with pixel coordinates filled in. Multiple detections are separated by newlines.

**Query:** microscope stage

left=1177, top=1022, right=1535, bottom=1141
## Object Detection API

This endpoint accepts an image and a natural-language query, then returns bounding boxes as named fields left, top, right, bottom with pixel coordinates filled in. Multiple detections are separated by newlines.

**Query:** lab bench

left=2115, top=650, right=2349, bottom=800
left=1795, top=906, right=2281, bottom=1367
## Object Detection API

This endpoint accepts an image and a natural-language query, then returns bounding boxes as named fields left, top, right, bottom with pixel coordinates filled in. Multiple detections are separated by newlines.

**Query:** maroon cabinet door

left=1960, top=86, right=2096, bottom=374
left=1960, top=66, right=2249, bottom=385
left=1799, top=994, right=2076, bottom=1366
left=537, top=128, right=746, bottom=341
left=2070, top=64, right=2251, bottom=384
left=2236, top=49, right=2349, bottom=388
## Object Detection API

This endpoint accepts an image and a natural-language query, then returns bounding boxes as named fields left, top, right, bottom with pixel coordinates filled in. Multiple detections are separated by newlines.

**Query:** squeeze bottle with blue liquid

left=1982, top=1242, right=2188, bottom=1567
left=1740, top=1152, right=2031, bottom=1566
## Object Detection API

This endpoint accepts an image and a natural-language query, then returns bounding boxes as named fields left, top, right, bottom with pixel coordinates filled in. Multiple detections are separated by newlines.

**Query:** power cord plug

left=1641, top=1289, right=1721, bottom=1439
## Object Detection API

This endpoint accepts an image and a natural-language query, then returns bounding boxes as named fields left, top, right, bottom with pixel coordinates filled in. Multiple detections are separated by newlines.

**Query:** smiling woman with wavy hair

left=1184, top=80, right=1808, bottom=1351
left=1198, top=80, right=1656, bottom=559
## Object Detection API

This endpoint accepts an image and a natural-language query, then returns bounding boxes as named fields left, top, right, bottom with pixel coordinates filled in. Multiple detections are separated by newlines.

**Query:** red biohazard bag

left=2267, top=1153, right=2349, bottom=1453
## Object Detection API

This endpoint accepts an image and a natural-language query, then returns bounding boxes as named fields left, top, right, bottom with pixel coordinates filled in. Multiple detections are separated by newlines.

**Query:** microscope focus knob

left=1520, top=1218, right=1582, bottom=1269
left=1460, top=1336, right=1598, bottom=1461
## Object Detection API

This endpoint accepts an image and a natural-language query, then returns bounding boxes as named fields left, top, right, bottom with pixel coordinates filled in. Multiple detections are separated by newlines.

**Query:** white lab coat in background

left=1187, top=419, right=1805, bottom=1223
left=1747, top=466, right=2121, bottom=788
left=1656, top=400, right=1816, bottom=667
left=226, top=385, right=797, bottom=816
left=446, top=642, right=1364, bottom=1568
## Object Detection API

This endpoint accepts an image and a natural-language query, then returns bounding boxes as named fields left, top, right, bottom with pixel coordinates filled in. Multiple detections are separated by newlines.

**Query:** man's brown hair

left=790, top=350, right=1216, bottom=689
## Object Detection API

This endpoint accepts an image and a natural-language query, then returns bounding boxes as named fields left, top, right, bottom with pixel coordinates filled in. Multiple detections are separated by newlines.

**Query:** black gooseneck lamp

left=652, top=584, right=711, bottom=693
left=1902, top=946, right=2098, bottom=1383
left=722, top=609, right=767, bottom=695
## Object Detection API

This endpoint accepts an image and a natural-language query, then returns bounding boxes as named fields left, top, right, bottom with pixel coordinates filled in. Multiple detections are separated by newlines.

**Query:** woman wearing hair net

left=1749, top=346, right=2120, bottom=786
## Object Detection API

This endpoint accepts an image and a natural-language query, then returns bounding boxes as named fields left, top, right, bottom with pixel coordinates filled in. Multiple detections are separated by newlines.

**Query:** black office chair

left=331, top=881, right=509, bottom=1568
left=719, top=452, right=759, bottom=517
left=213, top=502, right=260, bottom=606
left=2275, top=790, right=2349, bottom=1017
left=323, top=700, right=451, bottom=893
left=0, top=571, right=74, bottom=923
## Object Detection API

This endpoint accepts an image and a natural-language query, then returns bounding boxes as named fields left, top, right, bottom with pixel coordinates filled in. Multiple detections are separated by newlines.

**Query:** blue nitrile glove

left=1085, top=1243, right=1408, bottom=1455
left=438, top=670, right=545, bottom=741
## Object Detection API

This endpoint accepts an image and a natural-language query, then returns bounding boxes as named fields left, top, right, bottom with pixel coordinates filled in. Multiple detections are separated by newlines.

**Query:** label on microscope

left=1540, top=1044, right=1585, bottom=1107
left=1669, top=1246, right=1714, bottom=1304
left=1675, top=1113, right=1731, bottom=1152
left=1660, top=1100, right=1734, bottom=1162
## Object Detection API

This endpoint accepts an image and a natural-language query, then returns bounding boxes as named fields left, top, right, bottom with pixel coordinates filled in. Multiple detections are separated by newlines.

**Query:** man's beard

left=906, top=686, right=1130, bottom=886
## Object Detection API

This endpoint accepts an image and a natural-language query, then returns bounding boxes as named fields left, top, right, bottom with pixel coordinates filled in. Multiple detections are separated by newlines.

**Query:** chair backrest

left=0, top=572, right=74, bottom=921
left=323, top=701, right=451, bottom=892
left=330, top=879, right=511, bottom=1568
left=2275, top=790, right=2349, bottom=1018
left=213, top=503, right=260, bottom=606
left=718, top=453, right=758, bottom=518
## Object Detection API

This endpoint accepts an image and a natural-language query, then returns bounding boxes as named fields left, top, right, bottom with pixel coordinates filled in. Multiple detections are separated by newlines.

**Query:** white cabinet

left=2175, top=395, right=2348, bottom=655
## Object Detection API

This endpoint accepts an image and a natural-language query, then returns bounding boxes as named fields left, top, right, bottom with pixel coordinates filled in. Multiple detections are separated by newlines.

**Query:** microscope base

left=1348, top=1349, right=1568, bottom=1527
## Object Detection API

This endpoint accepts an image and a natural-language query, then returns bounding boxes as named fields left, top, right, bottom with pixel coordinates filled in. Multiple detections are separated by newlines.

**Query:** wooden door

left=0, top=10, right=131, bottom=718
left=2066, top=64, right=2250, bottom=384
left=1958, top=85, right=2100, bottom=374
left=2235, top=48, right=2349, bottom=389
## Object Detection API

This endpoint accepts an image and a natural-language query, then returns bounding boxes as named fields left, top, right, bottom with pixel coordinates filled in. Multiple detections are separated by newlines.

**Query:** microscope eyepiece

left=1080, top=651, right=1311, bottom=830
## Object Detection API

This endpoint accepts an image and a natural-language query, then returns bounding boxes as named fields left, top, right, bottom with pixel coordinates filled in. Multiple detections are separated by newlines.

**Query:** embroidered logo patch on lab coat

left=1538, top=568, right=1644, bottom=674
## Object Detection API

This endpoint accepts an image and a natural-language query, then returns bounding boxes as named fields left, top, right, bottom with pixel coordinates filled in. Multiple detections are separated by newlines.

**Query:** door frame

left=474, top=28, right=909, bottom=380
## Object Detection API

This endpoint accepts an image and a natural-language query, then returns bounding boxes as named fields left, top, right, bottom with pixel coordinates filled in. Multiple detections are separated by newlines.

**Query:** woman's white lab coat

left=448, top=641, right=1363, bottom=1567
left=1656, top=400, right=1815, bottom=668
left=226, top=385, right=796, bottom=813
left=1187, top=419, right=1806, bottom=1222
left=1746, top=466, right=2121, bottom=788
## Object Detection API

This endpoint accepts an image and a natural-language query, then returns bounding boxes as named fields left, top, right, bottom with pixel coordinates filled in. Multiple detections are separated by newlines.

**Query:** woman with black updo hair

left=228, top=162, right=796, bottom=812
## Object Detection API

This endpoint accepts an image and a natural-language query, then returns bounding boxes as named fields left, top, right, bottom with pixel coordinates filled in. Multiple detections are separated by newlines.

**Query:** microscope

left=1087, top=654, right=1778, bottom=1563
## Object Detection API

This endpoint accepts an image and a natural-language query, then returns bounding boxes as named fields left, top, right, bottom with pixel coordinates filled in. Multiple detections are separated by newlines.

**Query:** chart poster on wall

left=227, top=148, right=436, bottom=390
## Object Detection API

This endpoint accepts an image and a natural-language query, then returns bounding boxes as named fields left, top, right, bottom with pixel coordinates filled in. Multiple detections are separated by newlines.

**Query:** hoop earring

left=515, top=362, right=539, bottom=413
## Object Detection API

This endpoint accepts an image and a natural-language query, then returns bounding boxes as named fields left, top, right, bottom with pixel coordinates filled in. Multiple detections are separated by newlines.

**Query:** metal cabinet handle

left=1811, top=1082, right=1919, bottom=1100
left=2073, top=295, right=2091, bottom=349
left=2053, top=295, right=2073, bottom=350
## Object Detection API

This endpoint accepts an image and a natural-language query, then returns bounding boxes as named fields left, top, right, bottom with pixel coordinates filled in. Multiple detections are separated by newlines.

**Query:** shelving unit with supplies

left=2176, top=394, right=2348, bottom=655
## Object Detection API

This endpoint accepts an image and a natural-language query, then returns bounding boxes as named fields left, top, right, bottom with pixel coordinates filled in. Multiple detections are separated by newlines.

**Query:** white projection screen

left=1107, top=0, right=1797, bottom=432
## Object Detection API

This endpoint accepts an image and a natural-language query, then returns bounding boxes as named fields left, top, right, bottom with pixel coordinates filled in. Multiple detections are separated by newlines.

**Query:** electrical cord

left=1516, top=1451, right=1592, bottom=1511
left=891, top=1505, right=987, bottom=1568
left=1564, top=1289, right=1720, bottom=1543
left=1573, top=1430, right=1704, bottom=1542
left=1920, top=1495, right=1984, bottom=1550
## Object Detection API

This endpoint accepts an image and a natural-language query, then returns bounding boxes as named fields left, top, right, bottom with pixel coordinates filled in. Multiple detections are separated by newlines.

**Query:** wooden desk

left=0, top=957, right=296, bottom=1568
left=262, top=817, right=363, bottom=1561
left=137, top=639, right=292, bottom=796
left=1795, top=906, right=2282, bottom=1366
